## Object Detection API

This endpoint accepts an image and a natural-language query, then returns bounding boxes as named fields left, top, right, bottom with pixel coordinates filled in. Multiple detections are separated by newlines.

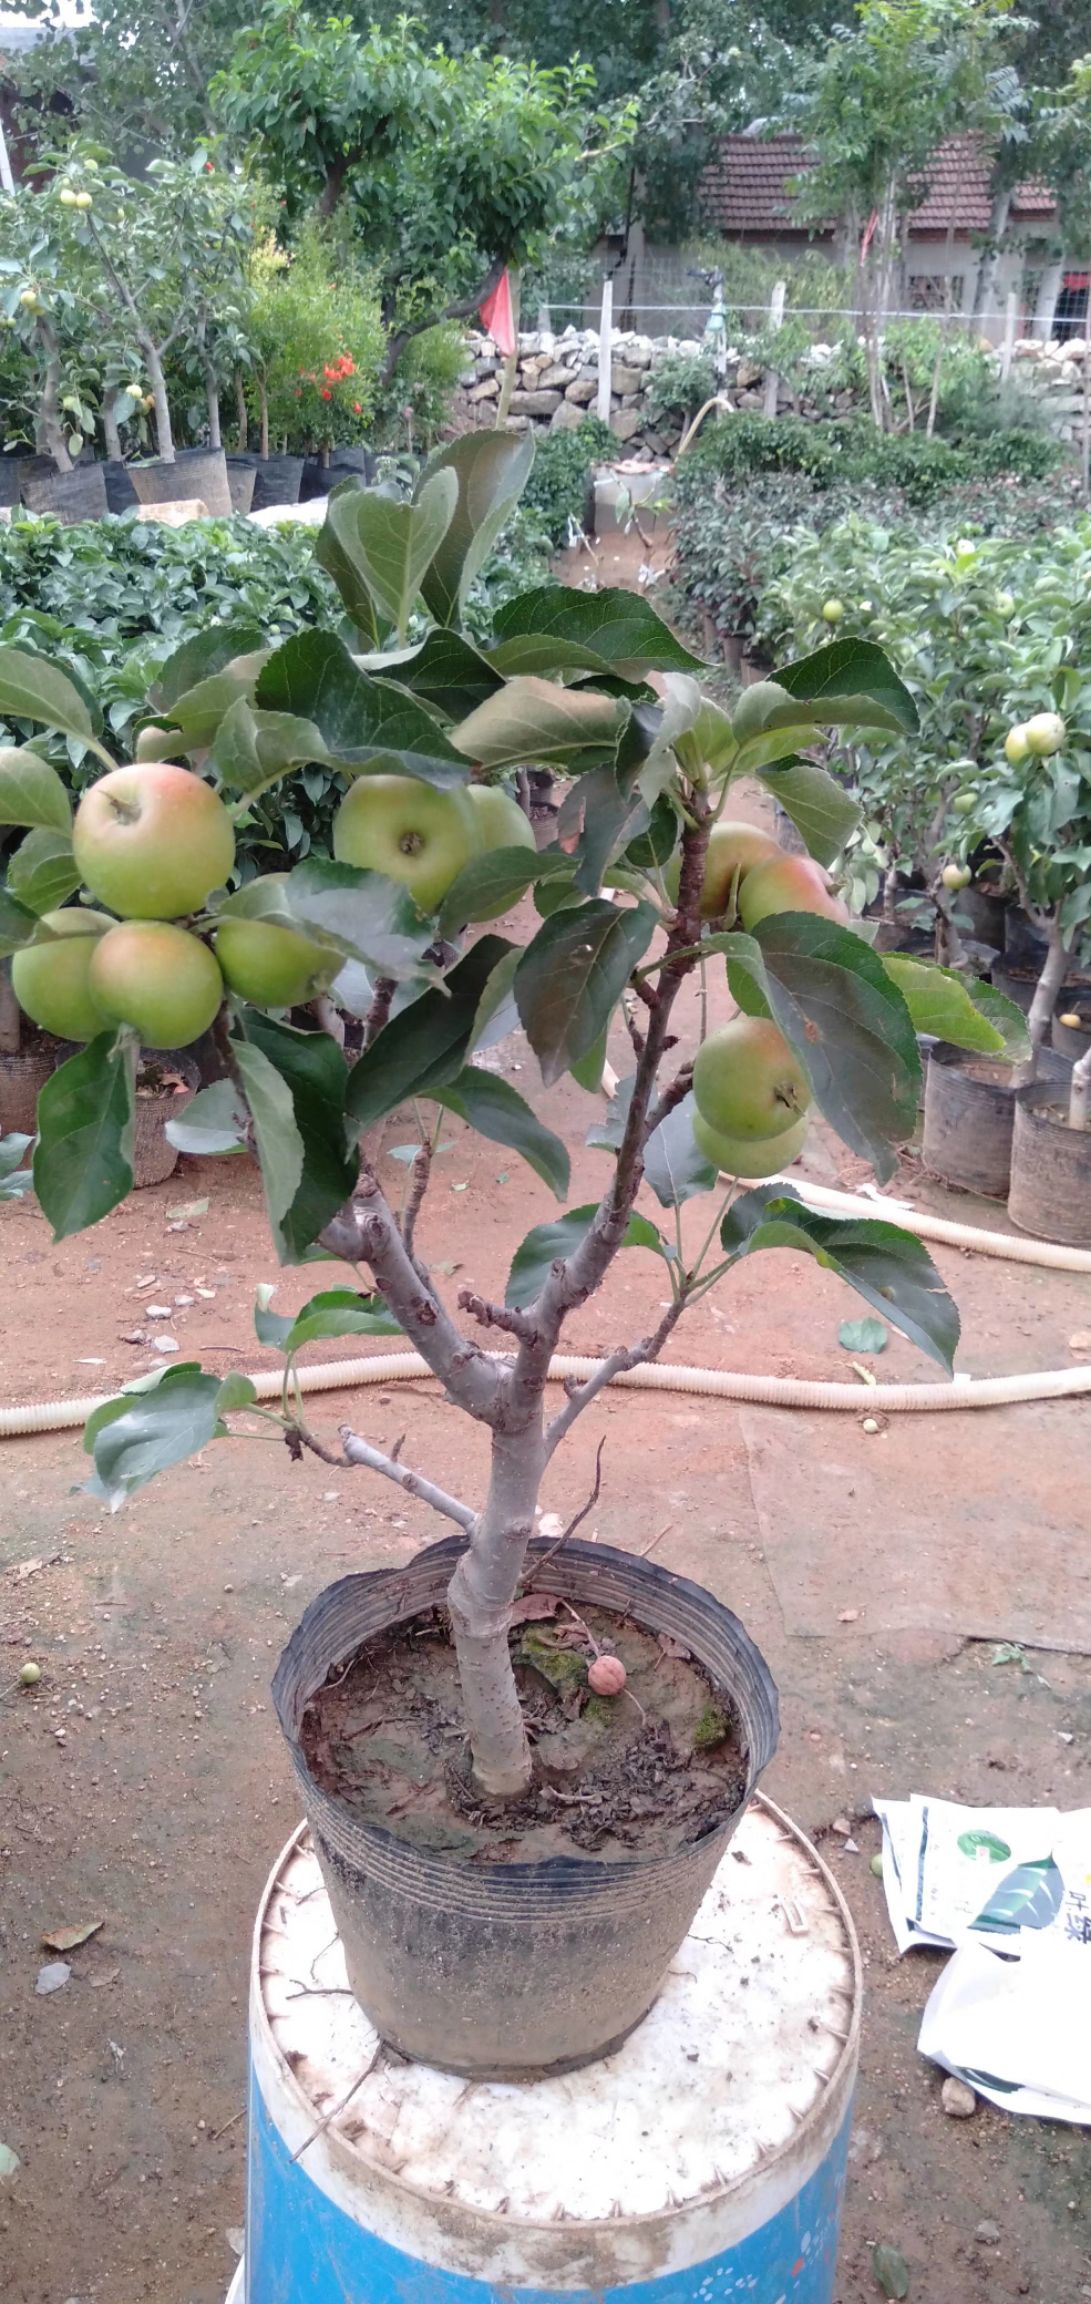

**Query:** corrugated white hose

left=4, top=1164, right=1091, bottom=1439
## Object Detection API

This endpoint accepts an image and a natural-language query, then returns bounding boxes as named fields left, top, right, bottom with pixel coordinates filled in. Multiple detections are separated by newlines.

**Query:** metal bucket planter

left=273, top=1533, right=780, bottom=2082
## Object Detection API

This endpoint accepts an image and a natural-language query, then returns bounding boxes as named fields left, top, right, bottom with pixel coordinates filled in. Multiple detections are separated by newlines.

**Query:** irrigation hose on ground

left=1, top=1175, right=1089, bottom=1437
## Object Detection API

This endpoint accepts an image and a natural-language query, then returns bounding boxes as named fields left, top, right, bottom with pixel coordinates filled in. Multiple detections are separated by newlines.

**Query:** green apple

left=73, top=190, right=93, bottom=211
left=58, top=186, right=78, bottom=208
left=693, top=1107, right=809, bottom=1178
left=215, top=879, right=336, bottom=1007
left=73, top=762, right=236, bottom=920
left=89, top=921, right=224, bottom=1047
left=1004, top=722, right=1030, bottom=766
left=11, top=908, right=115, bottom=1041
left=821, top=598, right=844, bottom=624
left=693, top=1015, right=811, bottom=1140
left=1024, top=711, right=1066, bottom=757
left=951, top=790, right=977, bottom=817
left=996, top=591, right=1015, bottom=618
left=697, top=820, right=781, bottom=921
left=737, top=851, right=848, bottom=929
left=941, top=863, right=971, bottom=892
left=466, top=782, right=536, bottom=853
left=333, top=774, right=480, bottom=913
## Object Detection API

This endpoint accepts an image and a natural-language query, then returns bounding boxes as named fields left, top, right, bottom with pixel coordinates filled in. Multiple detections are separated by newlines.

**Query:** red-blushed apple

left=333, top=774, right=480, bottom=912
left=698, top=821, right=781, bottom=920
left=737, top=851, right=848, bottom=930
left=466, top=782, right=536, bottom=853
left=72, top=762, right=236, bottom=920
left=11, top=908, right=115, bottom=1041
left=693, top=1107, right=809, bottom=1177
left=89, top=920, right=224, bottom=1047
left=214, top=878, right=337, bottom=1008
left=693, top=1015, right=812, bottom=1140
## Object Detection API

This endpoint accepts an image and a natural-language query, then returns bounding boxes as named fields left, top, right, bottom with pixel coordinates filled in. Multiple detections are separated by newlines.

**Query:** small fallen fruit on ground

left=588, top=1654, right=627, bottom=1696
left=19, top=1661, right=41, bottom=1687
left=870, top=1852, right=884, bottom=1879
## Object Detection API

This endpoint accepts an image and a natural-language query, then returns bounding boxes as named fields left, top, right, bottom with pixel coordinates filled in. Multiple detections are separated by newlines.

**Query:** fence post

left=762, top=279, right=786, bottom=418
left=1000, top=288, right=1018, bottom=381
left=596, top=275, right=613, bottom=427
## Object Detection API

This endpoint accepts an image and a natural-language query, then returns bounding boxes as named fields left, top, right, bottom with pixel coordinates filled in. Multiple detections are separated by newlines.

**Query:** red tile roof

left=700, top=132, right=1056, bottom=238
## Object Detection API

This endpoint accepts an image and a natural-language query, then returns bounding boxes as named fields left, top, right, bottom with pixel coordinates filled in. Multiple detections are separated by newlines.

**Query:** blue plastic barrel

left=242, top=1795, right=860, bottom=2304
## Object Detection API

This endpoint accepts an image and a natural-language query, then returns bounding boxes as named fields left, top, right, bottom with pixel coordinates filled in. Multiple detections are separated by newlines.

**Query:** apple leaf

left=212, top=699, right=330, bottom=799
left=33, top=1031, right=135, bottom=1239
left=635, top=673, right=737, bottom=801
left=0, top=644, right=101, bottom=744
left=82, top=1363, right=257, bottom=1509
left=165, top=1079, right=249, bottom=1156
left=6, top=828, right=81, bottom=915
left=839, top=1315, right=889, bottom=1353
left=285, top=858, right=436, bottom=979
left=157, top=650, right=270, bottom=750
left=775, top=639, right=918, bottom=730
left=150, top=623, right=267, bottom=713
left=346, top=935, right=513, bottom=1127
left=757, top=758, right=860, bottom=866
left=881, top=955, right=1028, bottom=1060
left=355, top=627, right=504, bottom=719
left=253, top=1284, right=402, bottom=1354
left=437, top=846, right=573, bottom=937
left=418, top=432, right=536, bottom=626
left=255, top=631, right=471, bottom=787
left=0, top=885, right=42, bottom=955
left=491, top=587, right=703, bottom=678
left=231, top=1037, right=303, bottom=1248
left=451, top=676, right=629, bottom=771
left=720, top=1185, right=959, bottom=1371
left=643, top=1092, right=719, bottom=1207
left=515, top=899, right=657, bottom=1084
left=317, top=469, right=458, bottom=642
left=436, top=1064, right=570, bottom=1198
left=506, top=1203, right=665, bottom=1307
left=236, top=1013, right=358, bottom=1262
left=0, top=746, right=72, bottom=832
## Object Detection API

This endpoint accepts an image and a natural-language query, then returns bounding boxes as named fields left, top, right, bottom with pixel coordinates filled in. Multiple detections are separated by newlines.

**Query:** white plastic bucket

left=243, top=1795, right=860, bottom=2303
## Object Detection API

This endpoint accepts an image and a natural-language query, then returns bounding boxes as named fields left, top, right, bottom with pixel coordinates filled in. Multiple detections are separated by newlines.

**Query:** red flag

left=479, top=268, right=516, bottom=357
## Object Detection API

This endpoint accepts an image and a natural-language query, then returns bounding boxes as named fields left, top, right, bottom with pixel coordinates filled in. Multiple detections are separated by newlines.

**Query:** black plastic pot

left=20, top=459, right=108, bottom=524
left=250, top=454, right=304, bottom=511
left=132, top=1050, right=198, bottom=1188
left=957, top=885, right=1006, bottom=949
left=1003, top=906, right=1048, bottom=975
left=923, top=1041, right=1068, bottom=1199
left=128, top=447, right=232, bottom=517
left=0, top=454, right=21, bottom=508
left=1009, top=1082, right=1091, bottom=1246
left=1053, top=1007, right=1091, bottom=1064
left=102, top=459, right=138, bottom=513
left=273, top=1533, right=779, bottom=2082
left=225, top=456, right=256, bottom=515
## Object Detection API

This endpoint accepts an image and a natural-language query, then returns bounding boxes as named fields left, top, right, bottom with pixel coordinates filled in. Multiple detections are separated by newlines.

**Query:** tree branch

left=363, top=975, right=396, bottom=1049
left=401, top=1136, right=432, bottom=1256
left=380, top=255, right=506, bottom=386
left=543, top=1292, right=692, bottom=1461
left=290, top=1419, right=476, bottom=1531
left=457, top=1287, right=538, bottom=1342
left=320, top=1162, right=502, bottom=1425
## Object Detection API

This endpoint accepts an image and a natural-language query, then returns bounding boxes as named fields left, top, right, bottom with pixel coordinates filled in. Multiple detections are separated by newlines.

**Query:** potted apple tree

left=0, top=436, right=1004, bottom=2079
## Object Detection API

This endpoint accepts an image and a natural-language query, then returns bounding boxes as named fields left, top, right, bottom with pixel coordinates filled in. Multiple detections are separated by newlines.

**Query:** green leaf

left=643, top=1092, right=718, bottom=1207
left=871, top=2242, right=910, bottom=2301
left=437, top=846, right=572, bottom=937
left=0, top=886, right=42, bottom=956
left=286, top=858, right=435, bottom=980
left=254, top=1284, right=402, bottom=1355
left=758, top=758, right=860, bottom=867
left=212, top=699, right=329, bottom=800
left=32, top=1032, right=135, bottom=1239
left=880, top=956, right=1012, bottom=1057
left=0, top=746, right=72, bottom=832
left=515, top=899, right=657, bottom=1085
left=775, top=639, right=918, bottom=731
left=570, top=1026, right=610, bottom=1093
left=355, top=628, right=504, bottom=719
left=164, top=1079, right=249, bottom=1156
left=346, top=936, right=514, bottom=1128
left=231, top=1037, right=303, bottom=1250
left=452, top=676, right=629, bottom=771
left=506, top=1203, right=663, bottom=1307
left=723, top=918, right=920, bottom=1183
left=418, top=432, right=536, bottom=626
left=0, top=644, right=101, bottom=745
left=564, top=763, right=648, bottom=895
left=436, top=1066, right=569, bottom=1197
left=256, top=631, right=470, bottom=786
left=490, top=587, right=703, bottom=679
left=6, top=828, right=81, bottom=915
left=237, top=1012, right=358, bottom=1262
left=0, top=1130, right=32, bottom=1179
left=159, top=650, right=269, bottom=750
left=838, top=1315, right=889, bottom=1353
left=970, top=1856, right=1064, bottom=1937
left=150, top=623, right=267, bottom=714
left=83, top=1364, right=254, bottom=1509
left=586, top=1071, right=635, bottom=1151
left=720, top=1187, right=958, bottom=1372
left=318, top=470, right=458, bottom=642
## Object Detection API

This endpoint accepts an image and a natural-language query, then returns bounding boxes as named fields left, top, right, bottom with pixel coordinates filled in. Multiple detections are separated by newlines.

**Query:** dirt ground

left=2, top=757, right=1091, bottom=2302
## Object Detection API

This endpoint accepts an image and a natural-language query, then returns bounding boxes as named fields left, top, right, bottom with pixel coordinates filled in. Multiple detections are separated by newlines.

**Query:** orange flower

left=353, top=400, right=362, bottom=413
left=320, top=388, right=332, bottom=401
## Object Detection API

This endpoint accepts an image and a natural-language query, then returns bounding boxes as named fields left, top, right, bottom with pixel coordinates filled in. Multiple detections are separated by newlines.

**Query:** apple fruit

left=941, top=863, right=971, bottom=892
left=215, top=879, right=337, bottom=1007
left=73, top=191, right=93, bottom=210
left=737, top=851, right=848, bottom=929
left=72, top=762, right=236, bottom=919
left=11, top=908, right=115, bottom=1041
left=951, top=790, right=977, bottom=817
left=89, top=921, right=224, bottom=1047
left=693, top=1015, right=811, bottom=1140
left=693, top=1107, right=809, bottom=1178
left=1004, top=722, right=1030, bottom=766
left=466, top=782, right=536, bottom=853
left=333, top=774, right=480, bottom=912
left=698, top=820, right=781, bottom=920
left=1024, top=711, right=1066, bottom=757
left=996, top=592, right=1015, bottom=618
left=58, top=186, right=78, bottom=208
left=822, top=598, right=844, bottom=624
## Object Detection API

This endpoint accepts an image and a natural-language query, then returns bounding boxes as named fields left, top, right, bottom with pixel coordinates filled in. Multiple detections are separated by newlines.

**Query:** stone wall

left=1008, top=337, right=1091, bottom=445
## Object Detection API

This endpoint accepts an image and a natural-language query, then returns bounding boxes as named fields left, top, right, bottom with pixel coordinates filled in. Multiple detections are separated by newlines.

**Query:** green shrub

left=377, top=325, right=467, bottom=448
left=679, top=412, right=1066, bottom=509
left=520, top=416, right=614, bottom=547
left=645, top=351, right=720, bottom=426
